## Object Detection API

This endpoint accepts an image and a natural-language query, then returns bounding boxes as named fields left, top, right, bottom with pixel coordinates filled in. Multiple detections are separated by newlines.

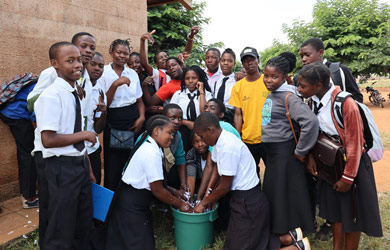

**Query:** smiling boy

left=34, top=42, right=97, bottom=249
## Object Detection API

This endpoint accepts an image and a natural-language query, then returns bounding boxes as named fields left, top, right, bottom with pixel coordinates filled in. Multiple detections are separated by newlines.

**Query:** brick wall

left=0, top=0, right=147, bottom=200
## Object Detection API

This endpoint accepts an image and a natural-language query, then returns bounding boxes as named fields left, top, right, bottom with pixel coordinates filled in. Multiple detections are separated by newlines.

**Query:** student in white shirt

left=193, top=113, right=310, bottom=250
left=98, top=38, right=145, bottom=191
left=105, top=115, right=192, bottom=250
left=27, top=32, right=96, bottom=112
left=34, top=42, right=97, bottom=249
left=205, top=48, right=223, bottom=88
left=27, top=32, right=96, bottom=249
left=85, top=52, right=107, bottom=185
left=170, top=65, right=212, bottom=151
left=212, top=48, right=237, bottom=124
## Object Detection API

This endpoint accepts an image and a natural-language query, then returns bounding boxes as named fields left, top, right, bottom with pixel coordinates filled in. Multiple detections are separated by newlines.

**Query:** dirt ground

left=363, top=90, right=390, bottom=192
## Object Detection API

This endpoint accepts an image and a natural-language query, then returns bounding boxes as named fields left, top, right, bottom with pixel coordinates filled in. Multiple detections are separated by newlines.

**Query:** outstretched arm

left=183, top=26, right=199, bottom=61
left=140, top=30, right=156, bottom=76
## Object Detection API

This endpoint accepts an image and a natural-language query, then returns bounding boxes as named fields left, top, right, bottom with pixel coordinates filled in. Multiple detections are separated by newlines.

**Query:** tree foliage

left=261, top=0, right=390, bottom=77
left=147, top=2, right=224, bottom=67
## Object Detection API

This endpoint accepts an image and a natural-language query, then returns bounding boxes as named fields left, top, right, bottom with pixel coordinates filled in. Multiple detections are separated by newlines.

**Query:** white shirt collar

left=313, top=83, right=335, bottom=106
left=55, top=77, right=77, bottom=92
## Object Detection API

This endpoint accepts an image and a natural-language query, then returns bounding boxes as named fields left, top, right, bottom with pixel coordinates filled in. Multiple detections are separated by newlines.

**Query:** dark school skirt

left=318, top=152, right=383, bottom=237
left=105, top=182, right=155, bottom=250
left=224, top=184, right=280, bottom=250
left=103, top=104, right=139, bottom=191
left=262, top=140, right=315, bottom=234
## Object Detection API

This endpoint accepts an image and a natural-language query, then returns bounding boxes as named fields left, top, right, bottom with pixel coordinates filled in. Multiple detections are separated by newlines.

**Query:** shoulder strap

left=329, top=62, right=344, bottom=89
left=285, top=93, right=298, bottom=144
left=158, top=69, right=167, bottom=88
left=333, top=91, right=353, bottom=129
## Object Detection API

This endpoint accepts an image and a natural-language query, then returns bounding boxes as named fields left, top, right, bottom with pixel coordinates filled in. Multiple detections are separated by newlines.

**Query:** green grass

left=5, top=193, right=390, bottom=250
left=360, top=79, right=390, bottom=88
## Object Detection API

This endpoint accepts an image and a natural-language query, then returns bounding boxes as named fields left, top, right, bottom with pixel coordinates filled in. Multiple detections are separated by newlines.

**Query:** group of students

left=1, top=26, right=383, bottom=250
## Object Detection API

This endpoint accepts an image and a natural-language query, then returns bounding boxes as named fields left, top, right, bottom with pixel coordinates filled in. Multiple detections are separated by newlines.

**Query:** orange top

left=155, top=79, right=181, bottom=102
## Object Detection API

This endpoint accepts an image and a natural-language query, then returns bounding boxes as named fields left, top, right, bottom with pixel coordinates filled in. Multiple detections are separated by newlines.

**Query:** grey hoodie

left=261, top=82, right=319, bottom=156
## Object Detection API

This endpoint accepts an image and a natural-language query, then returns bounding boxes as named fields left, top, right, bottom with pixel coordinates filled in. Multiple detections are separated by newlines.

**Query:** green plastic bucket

left=171, top=204, right=218, bottom=250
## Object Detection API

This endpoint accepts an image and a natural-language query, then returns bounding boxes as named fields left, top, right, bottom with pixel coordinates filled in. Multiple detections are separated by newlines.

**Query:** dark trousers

left=245, top=142, right=267, bottom=179
left=224, top=185, right=280, bottom=250
left=0, top=113, right=37, bottom=198
left=34, top=151, right=48, bottom=249
left=89, top=146, right=102, bottom=185
left=43, top=156, right=92, bottom=250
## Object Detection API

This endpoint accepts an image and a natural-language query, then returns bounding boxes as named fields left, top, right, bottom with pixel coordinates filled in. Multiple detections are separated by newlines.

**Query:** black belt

left=48, top=155, right=85, bottom=163
left=231, top=183, right=261, bottom=198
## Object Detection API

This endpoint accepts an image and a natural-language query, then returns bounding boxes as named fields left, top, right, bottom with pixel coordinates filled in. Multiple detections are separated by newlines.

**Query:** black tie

left=186, top=93, right=197, bottom=121
left=72, top=90, right=85, bottom=152
left=314, top=101, right=323, bottom=115
left=217, top=77, right=229, bottom=102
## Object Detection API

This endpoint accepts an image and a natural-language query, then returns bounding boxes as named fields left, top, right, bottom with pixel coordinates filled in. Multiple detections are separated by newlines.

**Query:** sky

left=198, top=0, right=390, bottom=55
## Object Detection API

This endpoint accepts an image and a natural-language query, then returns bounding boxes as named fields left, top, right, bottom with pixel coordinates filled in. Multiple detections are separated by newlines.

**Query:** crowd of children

left=1, top=28, right=382, bottom=250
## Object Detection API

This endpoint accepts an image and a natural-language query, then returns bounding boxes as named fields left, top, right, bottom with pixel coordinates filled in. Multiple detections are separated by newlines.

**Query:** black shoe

left=315, top=222, right=332, bottom=241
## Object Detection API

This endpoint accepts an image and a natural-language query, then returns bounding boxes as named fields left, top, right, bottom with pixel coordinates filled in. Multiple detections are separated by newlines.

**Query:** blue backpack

left=0, top=73, right=38, bottom=110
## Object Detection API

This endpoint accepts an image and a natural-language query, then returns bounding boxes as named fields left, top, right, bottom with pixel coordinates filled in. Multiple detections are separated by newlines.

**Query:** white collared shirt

left=212, top=130, right=259, bottom=190
left=84, top=82, right=107, bottom=154
left=122, top=137, right=164, bottom=190
left=205, top=67, right=223, bottom=90
left=35, top=77, right=86, bottom=158
left=211, top=73, right=236, bottom=109
left=29, top=67, right=92, bottom=156
left=312, top=84, right=339, bottom=136
left=98, top=64, right=142, bottom=108
left=170, top=88, right=213, bottom=120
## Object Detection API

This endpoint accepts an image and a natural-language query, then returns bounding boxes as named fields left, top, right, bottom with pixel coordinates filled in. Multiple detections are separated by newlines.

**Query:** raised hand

left=141, top=30, right=156, bottom=44
left=189, top=26, right=199, bottom=38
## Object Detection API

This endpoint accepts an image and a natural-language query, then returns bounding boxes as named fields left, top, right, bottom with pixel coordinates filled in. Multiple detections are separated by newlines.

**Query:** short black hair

left=221, top=48, right=236, bottom=62
left=162, top=103, right=182, bottom=115
left=71, top=32, right=95, bottom=44
left=265, top=56, right=290, bottom=75
left=194, top=113, right=220, bottom=132
left=166, top=56, right=183, bottom=67
left=300, top=38, right=324, bottom=51
left=206, top=48, right=221, bottom=58
left=208, top=98, right=225, bottom=114
left=94, top=51, right=103, bottom=58
left=298, top=62, right=330, bottom=88
left=278, top=52, right=296, bottom=73
left=109, top=39, right=131, bottom=54
left=154, top=51, right=167, bottom=64
left=130, top=52, right=140, bottom=58
left=49, top=41, right=74, bottom=60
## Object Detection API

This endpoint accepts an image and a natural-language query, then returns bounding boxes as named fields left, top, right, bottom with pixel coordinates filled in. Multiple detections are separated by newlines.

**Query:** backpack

left=328, top=62, right=346, bottom=92
left=333, top=91, right=384, bottom=162
left=0, top=73, right=39, bottom=110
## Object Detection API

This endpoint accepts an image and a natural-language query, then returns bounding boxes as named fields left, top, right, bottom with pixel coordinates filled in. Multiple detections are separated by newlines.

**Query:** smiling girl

left=99, top=38, right=145, bottom=191
left=170, top=65, right=212, bottom=151
left=261, top=56, right=319, bottom=246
